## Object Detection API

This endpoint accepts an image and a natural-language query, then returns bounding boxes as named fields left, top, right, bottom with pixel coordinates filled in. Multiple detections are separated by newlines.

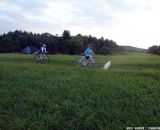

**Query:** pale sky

left=0, top=0, right=160, bottom=48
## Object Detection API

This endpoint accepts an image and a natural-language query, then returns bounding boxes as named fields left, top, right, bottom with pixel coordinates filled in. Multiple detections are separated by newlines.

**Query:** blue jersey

left=85, top=48, right=92, bottom=56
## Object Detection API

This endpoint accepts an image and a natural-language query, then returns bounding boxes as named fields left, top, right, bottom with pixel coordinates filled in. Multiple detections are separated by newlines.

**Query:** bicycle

left=34, top=53, right=51, bottom=64
left=74, top=55, right=104, bottom=68
left=78, top=56, right=94, bottom=67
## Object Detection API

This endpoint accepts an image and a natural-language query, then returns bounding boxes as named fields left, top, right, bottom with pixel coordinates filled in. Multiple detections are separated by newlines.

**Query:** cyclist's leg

left=39, top=53, right=44, bottom=63
left=35, top=54, right=41, bottom=63
left=42, top=52, right=47, bottom=60
left=41, top=53, right=47, bottom=63
left=44, top=52, right=49, bottom=60
left=86, top=56, right=94, bottom=67
left=90, top=56, right=94, bottom=64
left=83, top=56, right=90, bottom=66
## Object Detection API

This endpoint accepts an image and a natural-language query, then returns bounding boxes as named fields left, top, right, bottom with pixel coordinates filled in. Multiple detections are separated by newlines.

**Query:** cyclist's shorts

left=85, top=56, right=90, bottom=60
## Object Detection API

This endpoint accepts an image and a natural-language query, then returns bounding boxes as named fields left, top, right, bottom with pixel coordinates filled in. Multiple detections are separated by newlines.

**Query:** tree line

left=0, top=30, right=126, bottom=54
left=148, top=45, right=160, bottom=55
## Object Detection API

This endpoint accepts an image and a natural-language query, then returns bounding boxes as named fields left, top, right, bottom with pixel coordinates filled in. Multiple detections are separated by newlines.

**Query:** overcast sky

left=0, top=0, right=160, bottom=48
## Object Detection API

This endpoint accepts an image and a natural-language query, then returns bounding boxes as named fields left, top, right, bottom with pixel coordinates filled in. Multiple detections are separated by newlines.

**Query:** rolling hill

left=121, top=45, right=147, bottom=53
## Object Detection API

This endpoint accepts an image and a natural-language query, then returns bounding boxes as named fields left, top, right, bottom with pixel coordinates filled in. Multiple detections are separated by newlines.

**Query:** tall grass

left=0, top=53, right=160, bottom=130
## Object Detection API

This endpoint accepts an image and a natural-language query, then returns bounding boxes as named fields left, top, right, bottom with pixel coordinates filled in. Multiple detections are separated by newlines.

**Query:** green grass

left=0, top=53, right=160, bottom=130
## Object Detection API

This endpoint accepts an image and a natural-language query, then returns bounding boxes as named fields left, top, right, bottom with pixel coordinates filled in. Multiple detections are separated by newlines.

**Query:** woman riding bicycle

left=39, top=44, right=48, bottom=54
left=84, top=44, right=95, bottom=65
left=36, top=44, right=48, bottom=60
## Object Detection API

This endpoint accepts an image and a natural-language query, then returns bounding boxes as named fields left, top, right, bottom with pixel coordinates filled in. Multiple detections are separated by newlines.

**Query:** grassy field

left=0, top=53, right=160, bottom=130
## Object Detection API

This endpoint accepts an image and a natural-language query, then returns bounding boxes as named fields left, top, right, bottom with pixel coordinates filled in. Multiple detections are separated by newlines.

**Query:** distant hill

left=121, top=46, right=147, bottom=53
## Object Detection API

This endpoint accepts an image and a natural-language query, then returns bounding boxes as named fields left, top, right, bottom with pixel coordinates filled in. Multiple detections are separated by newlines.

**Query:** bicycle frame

left=78, top=56, right=94, bottom=66
left=34, top=53, right=50, bottom=64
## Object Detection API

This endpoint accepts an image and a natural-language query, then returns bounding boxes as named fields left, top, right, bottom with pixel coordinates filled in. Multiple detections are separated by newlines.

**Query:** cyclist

left=37, top=44, right=48, bottom=60
left=40, top=44, right=48, bottom=54
left=84, top=44, right=95, bottom=65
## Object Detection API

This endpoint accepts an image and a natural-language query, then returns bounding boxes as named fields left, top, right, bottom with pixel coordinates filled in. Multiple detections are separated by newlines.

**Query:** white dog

left=102, top=61, right=111, bottom=70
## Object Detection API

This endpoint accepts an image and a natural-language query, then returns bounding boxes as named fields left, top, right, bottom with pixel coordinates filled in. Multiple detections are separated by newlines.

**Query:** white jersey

left=41, top=47, right=47, bottom=53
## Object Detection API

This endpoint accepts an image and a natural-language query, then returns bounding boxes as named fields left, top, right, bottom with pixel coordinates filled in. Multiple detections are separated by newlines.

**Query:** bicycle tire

left=45, top=55, right=51, bottom=64
left=34, top=55, right=42, bottom=64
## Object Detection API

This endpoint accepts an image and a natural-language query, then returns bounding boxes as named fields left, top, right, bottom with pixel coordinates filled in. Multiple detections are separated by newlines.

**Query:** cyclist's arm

left=44, top=47, right=48, bottom=53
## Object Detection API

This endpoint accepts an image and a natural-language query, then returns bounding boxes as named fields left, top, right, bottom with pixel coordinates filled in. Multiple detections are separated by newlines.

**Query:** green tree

left=148, top=45, right=160, bottom=55
left=0, top=38, right=13, bottom=52
left=62, top=30, right=71, bottom=40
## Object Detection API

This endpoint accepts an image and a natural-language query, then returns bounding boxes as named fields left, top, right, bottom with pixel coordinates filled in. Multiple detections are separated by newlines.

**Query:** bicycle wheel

left=34, top=54, right=42, bottom=64
left=73, top=56, right=85, bottom=67
left=43, top=54, right=51, bottom=64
